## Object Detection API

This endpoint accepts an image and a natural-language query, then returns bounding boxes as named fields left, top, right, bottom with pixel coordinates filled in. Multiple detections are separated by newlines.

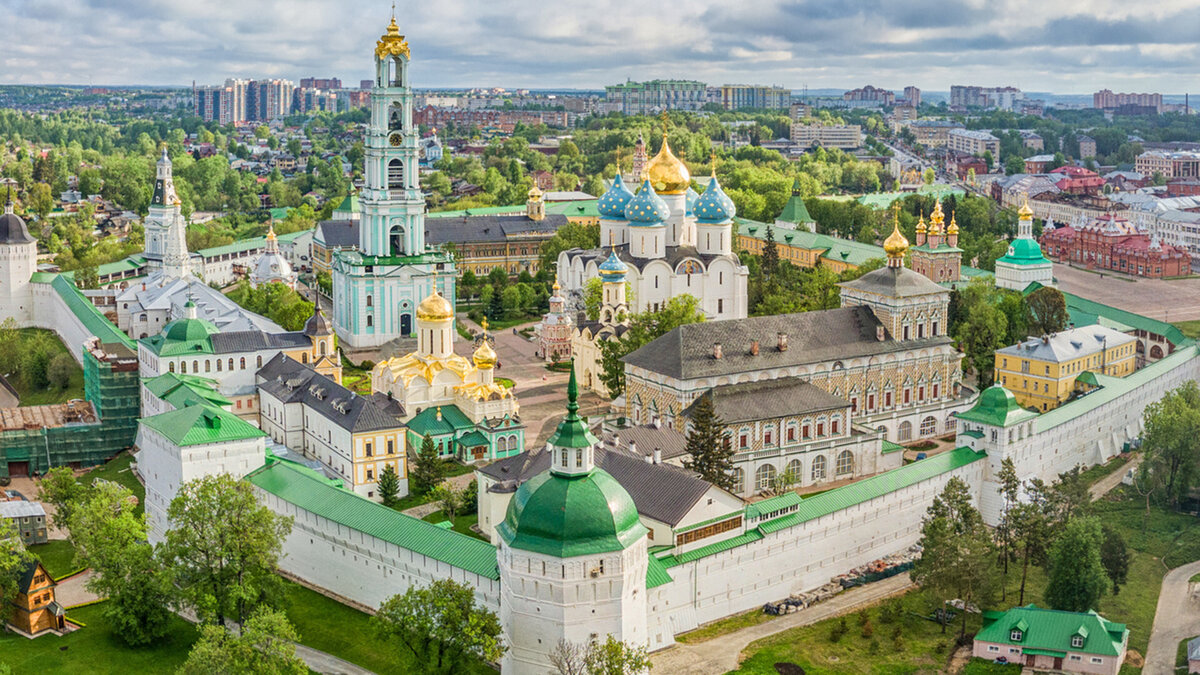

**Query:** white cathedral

left=556, top=139, right=749, bottom=321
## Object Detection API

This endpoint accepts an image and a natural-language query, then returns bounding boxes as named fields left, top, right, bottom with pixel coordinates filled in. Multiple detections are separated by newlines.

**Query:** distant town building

left=1020, top=130, right=1044, bottom=151
left=906, top=120, right=964, bottom=148
left=718, top=84, right=790, bottom=110
left=300, top=77, right=342, bottom=90
left=1041, top=212, right=1188, bottom=279
left=1024, top=155, right=1055, bottom=174
left=950, top=85, right=1024, bottom=110
left=1078, top=135, right=1097, bottom=159
left=603, top=79, right=707, bottom=114
left=902, top=86, right=921, bottom=107
left=843, top=85, right=895, bottom=105
left=1093, top=89, right=1162, bottom=113
left=1135, top=150, right=1200, bottom=178
left=948, top=128, right=1000, bottom=161
left=193, top=78, right=295, bottom=123
left=791, top=122, right=862, bottom=149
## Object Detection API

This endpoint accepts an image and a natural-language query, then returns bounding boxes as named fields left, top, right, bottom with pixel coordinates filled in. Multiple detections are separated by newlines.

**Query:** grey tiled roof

left=256, top=353, right=404, bottom=433
left=686, top=377, right=849, bottom=424
left=622, top=305, right=952, bottom=380
left=838, top=265, right=949, bottom=299
left=315, top=219, right=358, bottom=248
left=0, top=501, right=46, bottom=519
left=426, top=214, right=568, bottom=245
left=480, top=447, right=713, bottom=526
left=600, top=424, right=688, bottom=462
left=210, top=331, right=312, bottom=355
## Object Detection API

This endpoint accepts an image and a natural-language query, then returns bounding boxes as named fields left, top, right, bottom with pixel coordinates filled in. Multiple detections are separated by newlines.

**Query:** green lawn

left=1173, top=320, right=1200, bottom=340
left=282, top=579, right=492, bottom=674
left=28, top=539, right=80, bottom=579
left=421, top=509, right=486, bottom=541
left=7, top=328, right=84, bottom=406
left=675, top=607, right=774, bottom=644
left=0, top=601, right=198, bottom=674
left=339, top=360, right=373, bottom=395
left=1076, top=452, right=1134, bottom=486
left=83, top=452, right=144, bottom=510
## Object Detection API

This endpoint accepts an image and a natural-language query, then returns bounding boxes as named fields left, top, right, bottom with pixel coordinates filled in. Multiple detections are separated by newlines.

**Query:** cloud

left=1, top=0, right=1197, bottom=92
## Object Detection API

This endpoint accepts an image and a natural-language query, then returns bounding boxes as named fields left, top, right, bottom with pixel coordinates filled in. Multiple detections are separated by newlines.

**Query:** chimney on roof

left=712, top=342, right=723, bottom=359
left=653, top=416, right=662, bottom=429
left=777, top=332, right=788, bottom=351
left=653, top=447, right=662, bottom=464
left=627, top=439, right=635, bottom=456
left=749, top=340, right=760, bottom=356
left=876, top=325, right=885, bottom=342
left=644, top=452, right=652, bottom=464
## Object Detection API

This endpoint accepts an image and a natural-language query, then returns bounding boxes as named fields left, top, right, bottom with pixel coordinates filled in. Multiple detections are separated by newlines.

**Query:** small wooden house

left=8, top=560, right=65, bottom=636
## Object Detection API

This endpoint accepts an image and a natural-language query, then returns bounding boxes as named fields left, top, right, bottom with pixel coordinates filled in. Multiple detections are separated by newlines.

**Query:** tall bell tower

left=331, top=14, right=455, bottom=350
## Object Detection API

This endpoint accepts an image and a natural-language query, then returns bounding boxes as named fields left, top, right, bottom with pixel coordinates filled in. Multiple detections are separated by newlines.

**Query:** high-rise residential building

left=719, top=84, right=790, bottom=110
left=950, top=85, right=1024, bottom=111
left=1093, top=90, right=1162, bottom=113
left=948, top=128, right=1000, bottom=160
left=193, top=85, right=233, bottom=124
left=194, top=78, right=294, bottom=123
left=903, top=86, right=921, bottom=107
left=224, top=78, right=250, bottom=122
left=250, top=79, right=295, bottom=121
left=603, top=79, right=707, bottom=114
left=300, top=77, right=343, bottom=90
left=842, top=85, right=895, bottom=105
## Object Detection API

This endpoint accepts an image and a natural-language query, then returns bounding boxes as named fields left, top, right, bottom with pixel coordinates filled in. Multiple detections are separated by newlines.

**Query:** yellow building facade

left=994, top=325, right=1137, bottom=412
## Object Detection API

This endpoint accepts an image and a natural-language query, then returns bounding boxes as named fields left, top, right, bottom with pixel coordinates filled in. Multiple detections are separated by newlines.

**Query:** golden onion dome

left=473, top=338, right=497, bottom=369
left=528, top=183, right=543, bottom=199
left=416, top=289, right=454, bottom=322
left=1018, top=196, right=1034, bottom=219
left=948, top=212, right=959, bottom=235
left=915, top=214, right=927, bottom=234
left=646, top=134, right=690, bottom=195
left=883, top=221, right=910, bottom=258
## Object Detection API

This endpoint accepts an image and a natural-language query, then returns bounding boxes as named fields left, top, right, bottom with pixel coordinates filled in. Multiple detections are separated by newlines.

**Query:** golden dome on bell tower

left=883, top=206, right=909, bottom=264
left=646, top=133, right=690, bottom=195
left=416, top=288, right=453, bottom=322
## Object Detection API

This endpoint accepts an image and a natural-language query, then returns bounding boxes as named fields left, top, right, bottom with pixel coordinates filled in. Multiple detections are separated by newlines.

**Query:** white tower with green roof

left=331, top=16, right=455, bottom=349
left=995, top=197, right=1054, bottom=291
left=496, top=367, right=649, bottom=673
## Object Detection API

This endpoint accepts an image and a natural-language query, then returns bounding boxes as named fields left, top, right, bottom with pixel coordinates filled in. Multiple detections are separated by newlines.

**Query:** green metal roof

left=427, top=199, right=600, bottom=220
left=646, top=554, right=673, bottom=589
left=881, top=440, right=905, bottom=454
left=745, top=492, right=803, bottom=520
left=142, top=373, right=231, bottom=409
left=456, top=430, right=489, bottom=447
left=777, top=188, right=814, bottom=224
left=976, top=605, right=1127, bottom=657
left=737, top=218, right=886, bottom=268
left=139, top=405, right=265, bottom=447
left=997, top=238, right=1050, bottom=266
left=1024, top=282, right=1191, bottom=347
left=955, top=385, right=1039, bottom=428
left=406, top=404, right=474, bottom=437
left=246, top=461, right=500, bottom=579
left=332, top=194, right=359, bottom=216
left=263, top=448, right=343, bottom=488
left=46, top=274, right=136, bottom=351
left=496, top=468, right=646, bottom=558
left=756, top=447, right=986, bottom=536
left=658, top=530, right=764, bottom=567
left=855, top=186, right=966, bottom=211
left=140, top=314, right=219, bottom=357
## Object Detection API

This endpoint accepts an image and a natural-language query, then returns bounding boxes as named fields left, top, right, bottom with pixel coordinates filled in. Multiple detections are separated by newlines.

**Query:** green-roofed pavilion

left=955, top=385, right=1039, bottom=428
left=140, top=405, right=265, bottom=447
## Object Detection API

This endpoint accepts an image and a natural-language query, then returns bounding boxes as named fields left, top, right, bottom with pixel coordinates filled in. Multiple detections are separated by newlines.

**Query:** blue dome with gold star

left=597, top=174, right=634, bottom=219
left=597, top=249, right=628, bottom=280
left=685, top=186, right=700, bottom=215
left=625, top=178, right=670, bottom=226
left=695, top=175, right=736, bottom=224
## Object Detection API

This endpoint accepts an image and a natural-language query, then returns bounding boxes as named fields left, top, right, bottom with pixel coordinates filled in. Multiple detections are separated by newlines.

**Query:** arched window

left=256, top=355, right=263, bottom=368
left=898, top=420, right=913, bottom=441
left=319, top=341, right=327, bottom=356
left=920, top=416, right=938, bottom=437
left=168, top=362, right=175, bottom=373
left=836, top=450, right=854, bottom=476
left=388, top=159, right=404, bottom=191
left=228, top=358, right=235, bottom=371
left=239, top=357, right=246, bottom=370
left=811, top=456, right=827, bottom=481
left=755, top=464, right=776, bottom=492
left=367, top=315, right=373, bottom=327
left=192, top=360, right=198, bottom=373
left=302, top=353, right=309, bottom=364
left=366, top=295, right=373, bottom=307
left=785, top=459, right=802, bottom=483
left=180, top=360, right=187, bottom=374
left=945, top=416, right=957, bottom=433
left=216, top=359, right=222, bottom=372
left=731, top=468, right=745, bottom=494
left=204, top=360, right=211, bottom=373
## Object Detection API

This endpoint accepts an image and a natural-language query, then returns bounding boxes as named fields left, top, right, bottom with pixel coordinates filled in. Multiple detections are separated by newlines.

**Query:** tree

left=922, top=167, right=935, bottom=185
left=582, top=277, right=604, bottom=322
left=29, top=182, right=53, bottom=219
left=1004, top=155, right=1025, bottom=176
left=37, top=466, right=86, bottom=531
left=995, top=457, right=1020, bottom=600
left=1141, top=381, right=1200, bottom=506
left=430, top=484, right=465, bottom=522
left=70, top=481, right=174, bottom=645
left=1048, top=466, right=1091, bottom=522
left=1099, top=526, right=1130, bottom=596
left=410, top=434, right=445, bottom=496
left=1024, top=286, right=1068, bottom=336
left=762, top=225, right=779, bottom=279
left=682, top=394, right=735, bottom=491
left=599, top=295, right=705, bottom=398
left=954, top=278, right=1009, bottom=388
left=1011, top=478, right=1056, bottom=605
left=1044, top=516, right=1107, bottom=613
left=584, top=635, right=652, bottom=675
left=373, top=578, right=505, bottom=674
left=0, top=519, right=33, bottom=604
left=162, top=474, right=293, bottom=626
left=46, top=352, right=75, bottom=390
left=180, top=608, right=307, bottom=675
left=912, top=477, right=998, bottom=638
left=377, top=463, right=401, bottom=507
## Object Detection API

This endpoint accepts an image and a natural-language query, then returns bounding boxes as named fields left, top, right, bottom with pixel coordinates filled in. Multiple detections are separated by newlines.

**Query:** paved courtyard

left=1053, top=263, right=1200, bottom=323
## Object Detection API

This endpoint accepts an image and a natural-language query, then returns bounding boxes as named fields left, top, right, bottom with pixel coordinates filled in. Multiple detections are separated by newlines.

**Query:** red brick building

left=1041, top=213, right=1188, bottom=278
left=1050, top=166, right=1104, bottom=196
left=1166, top=177, right=1200, bottom=197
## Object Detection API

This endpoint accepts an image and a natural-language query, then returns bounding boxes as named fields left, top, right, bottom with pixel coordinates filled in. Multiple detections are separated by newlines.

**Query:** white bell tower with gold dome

left=332, top=14, right=455, bottom=349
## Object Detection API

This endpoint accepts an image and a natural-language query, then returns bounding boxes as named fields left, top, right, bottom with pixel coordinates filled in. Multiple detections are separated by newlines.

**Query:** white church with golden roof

left=556, top=133, right=749, bottom=321
left=371, top=290, right=524, bottom=462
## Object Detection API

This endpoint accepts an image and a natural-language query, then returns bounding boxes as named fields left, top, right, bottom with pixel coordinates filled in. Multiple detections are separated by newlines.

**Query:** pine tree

left=683, top=394, right=736, bottom=491
left=377, top=463, right=401, bottom=507
left=410, top=434, right=445, bottom=497
left=762, top=225, right=779, bottom=279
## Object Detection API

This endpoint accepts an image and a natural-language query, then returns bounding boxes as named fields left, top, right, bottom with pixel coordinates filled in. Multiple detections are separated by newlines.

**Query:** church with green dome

left=995, top=197, right=1054, bottom=291
left=497, top=367, right=648, bottom=673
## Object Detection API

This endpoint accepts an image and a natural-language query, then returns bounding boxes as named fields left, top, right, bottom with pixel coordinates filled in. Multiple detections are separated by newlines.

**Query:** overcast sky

left=4, top=0, right=1199, bottom=93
